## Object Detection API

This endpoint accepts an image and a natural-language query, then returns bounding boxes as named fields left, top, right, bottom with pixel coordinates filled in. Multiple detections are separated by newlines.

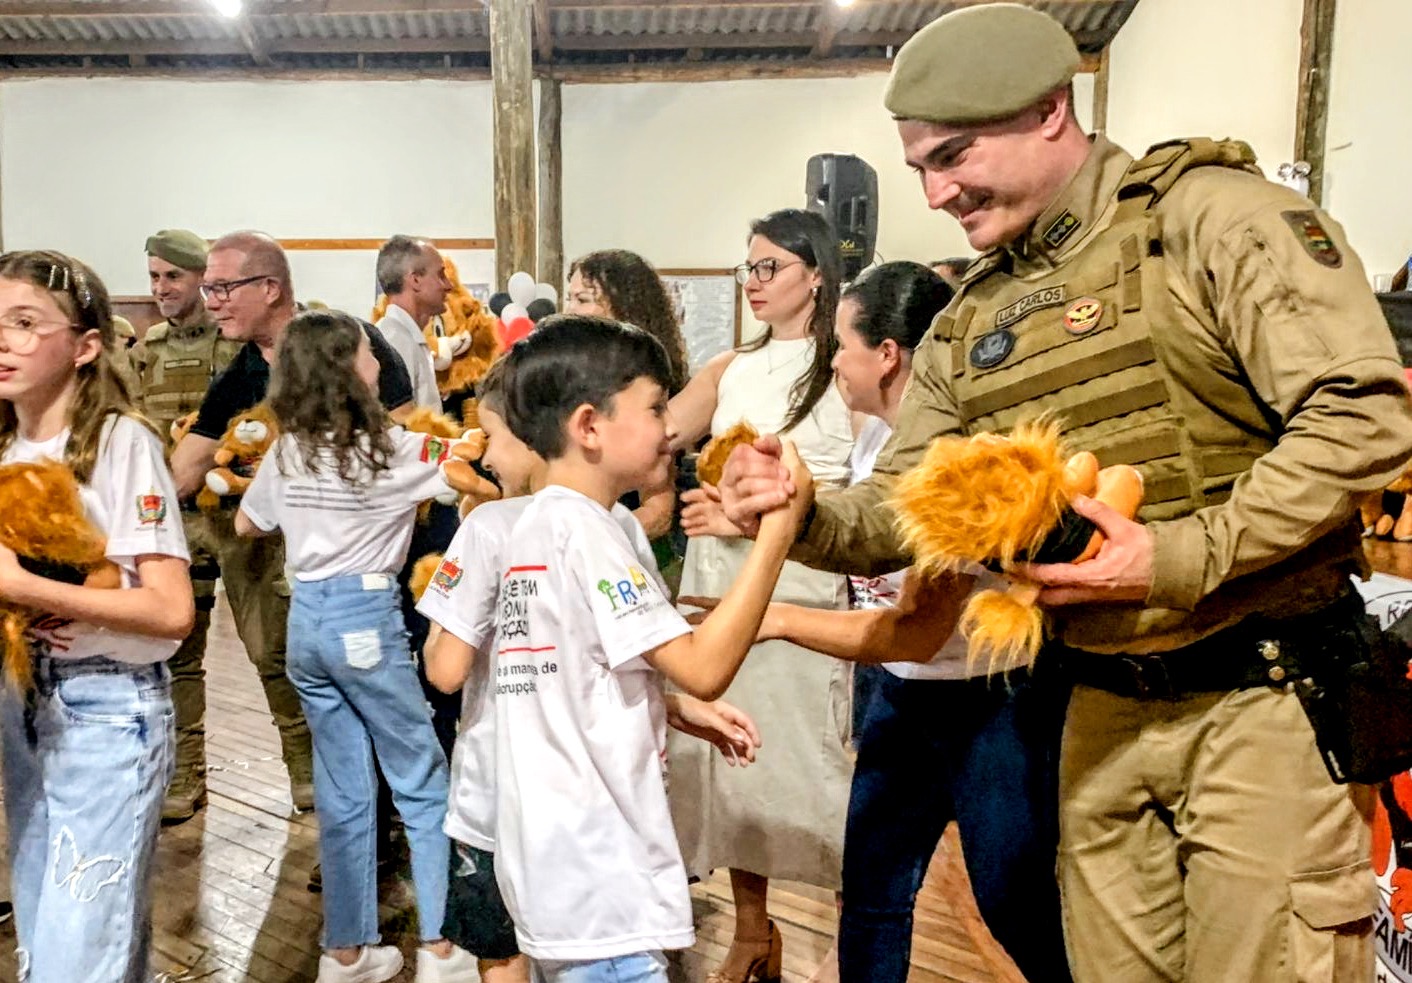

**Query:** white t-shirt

left=241, top=426, right=452, bottom=581
left=493, top=484, right=694, bottom=961
left=416, top=496, right=657, bottom=853
left=3, top=415, right=189, bottom=664
left=846, top=417, right=995, bottom=681
left=376, top=304, right=442, bottom=410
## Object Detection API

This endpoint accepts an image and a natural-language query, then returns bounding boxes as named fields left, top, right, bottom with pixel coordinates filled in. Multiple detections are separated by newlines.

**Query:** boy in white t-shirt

left=483, top=315, right=811, bottom=983
left=416, top=358, right=764, bottom=983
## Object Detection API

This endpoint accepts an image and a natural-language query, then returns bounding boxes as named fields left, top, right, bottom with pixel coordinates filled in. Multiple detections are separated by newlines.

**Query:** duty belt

left=1052, top=591, right=1364, bottom=700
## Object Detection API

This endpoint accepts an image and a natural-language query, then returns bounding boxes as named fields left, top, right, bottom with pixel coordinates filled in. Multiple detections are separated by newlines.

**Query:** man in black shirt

left=170, top=231, right=412, bottom=812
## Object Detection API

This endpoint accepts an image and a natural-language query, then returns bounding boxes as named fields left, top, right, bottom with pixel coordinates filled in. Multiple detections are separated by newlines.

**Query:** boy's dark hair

left=475, top=355, right=511, bottom=420
left=842, top=261, right=953, bottom=352
left=504, top=314, right=673, bottom=459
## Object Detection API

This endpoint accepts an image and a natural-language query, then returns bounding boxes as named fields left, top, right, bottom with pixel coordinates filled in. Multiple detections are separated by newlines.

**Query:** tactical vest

left=137, top=321, right=241, bottom=437
left=937, top=139, right=1270, bottom=524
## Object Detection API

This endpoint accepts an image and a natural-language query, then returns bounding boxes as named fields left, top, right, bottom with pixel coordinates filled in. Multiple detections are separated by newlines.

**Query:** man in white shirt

left=375, top=235, right=451, bottom=410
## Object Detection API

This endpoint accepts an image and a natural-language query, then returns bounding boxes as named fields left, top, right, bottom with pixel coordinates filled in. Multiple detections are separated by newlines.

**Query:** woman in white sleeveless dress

left=667, top=209, right=861, bottom=983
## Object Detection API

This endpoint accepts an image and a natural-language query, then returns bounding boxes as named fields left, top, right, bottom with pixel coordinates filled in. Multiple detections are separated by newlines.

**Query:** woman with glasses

left=666, top=209, right=860, bottom=983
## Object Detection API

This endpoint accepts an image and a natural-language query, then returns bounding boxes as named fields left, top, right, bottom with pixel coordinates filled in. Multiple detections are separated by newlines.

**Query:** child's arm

left=642, top=441, right=813, bottom=701
left=665, top=693, right=761, bottom=765
left=425, top=624, right=480, bottom=695
left=0, top=550, right=194, bottom=640
left=761, top=568, right=976, bottom=664
left=235, top=450, right=280, bottom=538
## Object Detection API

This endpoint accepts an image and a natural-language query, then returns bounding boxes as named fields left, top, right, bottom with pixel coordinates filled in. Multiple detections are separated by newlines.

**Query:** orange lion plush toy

left=0, top=461, right=122, bottom=689
left=197, top=404, right=279, bottom=512
left=891, top=419, right=1144, bottom=671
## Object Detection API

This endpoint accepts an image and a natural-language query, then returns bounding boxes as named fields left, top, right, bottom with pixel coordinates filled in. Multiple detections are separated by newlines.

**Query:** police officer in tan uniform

left=720, top=6, right=1412, bottom=980
left=135, top=229, right=310, bottom=820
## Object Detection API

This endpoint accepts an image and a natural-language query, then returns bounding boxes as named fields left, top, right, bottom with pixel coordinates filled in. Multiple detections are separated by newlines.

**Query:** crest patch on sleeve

left=1281, top=210, right=1343, bottom=268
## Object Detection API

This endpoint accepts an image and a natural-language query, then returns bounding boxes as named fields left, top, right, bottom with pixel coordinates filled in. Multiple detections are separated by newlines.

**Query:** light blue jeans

left=286, top=574, right=450, bottom=949
left=534, top=951, right=669, bottom=983
left=0, top=654, right=173, bottom=983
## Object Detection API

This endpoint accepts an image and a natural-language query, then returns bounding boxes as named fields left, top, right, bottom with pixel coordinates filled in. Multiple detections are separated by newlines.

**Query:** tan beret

left=885, top=3, right=1080, bottom=125
left=111, top=314, right=135, bottom=340
left=145, top=229, right=209, bottom=271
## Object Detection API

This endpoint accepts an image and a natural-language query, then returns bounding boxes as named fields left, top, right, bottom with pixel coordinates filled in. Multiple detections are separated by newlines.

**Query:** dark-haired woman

left=752, top=263, right=1071, bottom=983
left=566, top=250, right=690, bottom=582
left=667, top=210, right=861, bottom=983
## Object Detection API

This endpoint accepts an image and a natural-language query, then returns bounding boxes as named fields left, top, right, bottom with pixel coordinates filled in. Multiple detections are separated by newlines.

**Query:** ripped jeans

left=287, top=574, right=450, bottom=949
left=0, top=654, right=173, bottom=983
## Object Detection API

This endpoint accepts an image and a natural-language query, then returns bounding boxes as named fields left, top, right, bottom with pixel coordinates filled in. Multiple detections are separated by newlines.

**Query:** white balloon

left=534, top=282, right=559, bottom=306
left=501, top=303, right=529, bottom=323
left=508, top=271, right=537, bottom=307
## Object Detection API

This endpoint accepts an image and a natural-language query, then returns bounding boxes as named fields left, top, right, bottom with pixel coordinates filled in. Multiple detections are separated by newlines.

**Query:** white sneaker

left=415, top=944, right=480, bottom=983
left=316, top=945, right=405, bottom=983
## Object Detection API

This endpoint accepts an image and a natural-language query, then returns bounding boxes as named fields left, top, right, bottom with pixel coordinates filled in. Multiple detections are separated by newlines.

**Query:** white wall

left=0, top=77, right=496, bottom=314
left=1, top=0, right=1408, bottom=316
left=1322, top=0, right=1412, bottom=279
left=1105, top=0, right=1302, bottom=174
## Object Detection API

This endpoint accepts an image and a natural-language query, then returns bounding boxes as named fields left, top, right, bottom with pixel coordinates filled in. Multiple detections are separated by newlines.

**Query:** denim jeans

left=838, top=667, right=1072, bottom=983
left=0, top=654, right=173, bottom=983
left=533, top=950, right=668, bottom=983
left=286, top=574, right=451, bottom=949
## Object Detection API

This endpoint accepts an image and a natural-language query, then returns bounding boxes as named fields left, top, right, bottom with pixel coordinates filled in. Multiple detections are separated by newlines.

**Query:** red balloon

left=503, top=315, right=534, bottom=345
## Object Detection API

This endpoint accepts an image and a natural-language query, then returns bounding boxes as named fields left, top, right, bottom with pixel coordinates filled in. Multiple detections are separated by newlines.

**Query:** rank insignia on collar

left=969, top=327, right=1016, bottom=370
left=1062, top=297, right=1103, bottom=334
left=1042, top=210, right=1081, bottom=249
left=1281, top=210, right=1342, bottom=268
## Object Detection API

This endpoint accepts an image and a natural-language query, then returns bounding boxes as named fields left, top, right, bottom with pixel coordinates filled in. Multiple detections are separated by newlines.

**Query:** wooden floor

left=0, top=592, right=1024, bottom=983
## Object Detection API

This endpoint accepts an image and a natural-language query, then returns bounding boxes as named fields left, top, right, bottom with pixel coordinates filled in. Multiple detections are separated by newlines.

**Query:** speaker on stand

left=805, top=153, right=879, bottom=280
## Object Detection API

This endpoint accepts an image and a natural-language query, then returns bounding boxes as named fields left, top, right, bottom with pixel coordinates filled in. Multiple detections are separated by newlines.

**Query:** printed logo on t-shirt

left=430, top=556, right=463, bottom=595
left=595, top=565, right=656, bottom=618
left=136, top=490, right=167, bottom=526
left=420, top=434, right=450, bottom=465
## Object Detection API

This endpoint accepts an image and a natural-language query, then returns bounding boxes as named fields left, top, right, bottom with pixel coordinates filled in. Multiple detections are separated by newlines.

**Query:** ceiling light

left=209, top=0, right=242, bottom=19
left=835, top=0, right=857, bottom=7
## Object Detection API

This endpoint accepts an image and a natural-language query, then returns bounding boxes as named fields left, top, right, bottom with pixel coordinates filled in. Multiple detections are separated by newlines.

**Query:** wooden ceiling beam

left=0, top=34, right=491, bottom=55
left=532, top=0, right=553, bottom=60
left=811, top=0, right=842, bottom=58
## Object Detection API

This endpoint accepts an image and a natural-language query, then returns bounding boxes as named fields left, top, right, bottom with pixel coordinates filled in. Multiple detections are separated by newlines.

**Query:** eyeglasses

left=0, top=311, right=78, bottom=354
left=733, top=259, right=804, bottom=286
left=199, top=274, right=275, bottom=303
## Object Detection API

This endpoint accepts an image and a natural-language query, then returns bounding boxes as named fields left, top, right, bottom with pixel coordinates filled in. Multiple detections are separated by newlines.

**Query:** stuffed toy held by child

left=891, top=419, right=1144, bottom=672
left=697, top=420, right=761, bottom=487
left=402, top=408, right=501, bottom=517
left=0, top=461, right=122, bottom=689
left=197, top=404, right=279, bottom=512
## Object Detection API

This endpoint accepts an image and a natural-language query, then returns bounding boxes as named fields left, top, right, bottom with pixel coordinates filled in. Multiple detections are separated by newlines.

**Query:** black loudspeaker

left=805, top=153, right=878, bottom=280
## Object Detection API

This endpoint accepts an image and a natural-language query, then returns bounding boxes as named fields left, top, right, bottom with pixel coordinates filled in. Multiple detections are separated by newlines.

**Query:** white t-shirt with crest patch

left=2, top=414, right=189, bottom=664
left=415, top=495, right=656, bottom=854
left=241, top=425, right=453, bottom=581
left=492, top=484, right=693, bottom=961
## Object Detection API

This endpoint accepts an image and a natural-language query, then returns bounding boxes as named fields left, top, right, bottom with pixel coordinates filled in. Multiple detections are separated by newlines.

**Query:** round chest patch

left=1063, top=297, right=1103, bottom=335
left=969, top=328, right=1016, bottom=369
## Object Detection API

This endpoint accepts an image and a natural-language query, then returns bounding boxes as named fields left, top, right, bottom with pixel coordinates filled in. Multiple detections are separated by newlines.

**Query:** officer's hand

left=719, top=434, right=796, bottom=539
left=1017, top=495, right=1154, bottom=605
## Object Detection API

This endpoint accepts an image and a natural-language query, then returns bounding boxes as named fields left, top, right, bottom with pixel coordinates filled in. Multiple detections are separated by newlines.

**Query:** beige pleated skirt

left=667, top=534, right=854, bottom=890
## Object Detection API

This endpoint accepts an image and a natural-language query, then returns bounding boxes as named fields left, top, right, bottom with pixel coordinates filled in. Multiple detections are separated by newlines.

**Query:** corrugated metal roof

left=0, top=0, right=1138, bottom=71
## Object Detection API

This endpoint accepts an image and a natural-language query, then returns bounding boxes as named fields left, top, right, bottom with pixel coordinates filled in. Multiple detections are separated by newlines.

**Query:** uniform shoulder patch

left=1281, top=210, right=1342, bottom=268
left=1042, top=210, right=1082, bottom=249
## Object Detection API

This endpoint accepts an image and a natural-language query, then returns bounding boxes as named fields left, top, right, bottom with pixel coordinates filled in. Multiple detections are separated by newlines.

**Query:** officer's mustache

left=948, top=190, right=991, bottom=217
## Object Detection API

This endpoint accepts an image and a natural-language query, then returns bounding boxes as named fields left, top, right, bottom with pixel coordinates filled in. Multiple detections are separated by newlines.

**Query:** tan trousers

left=1059, top=684, right=1376, bottom=982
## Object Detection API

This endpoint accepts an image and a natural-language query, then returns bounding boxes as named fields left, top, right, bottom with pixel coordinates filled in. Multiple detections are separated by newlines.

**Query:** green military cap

left=144, top=229, right=209, bottom=271
left=111, top=314, right=135, bottom=340
left=885, top=3, right=1080, bottom=125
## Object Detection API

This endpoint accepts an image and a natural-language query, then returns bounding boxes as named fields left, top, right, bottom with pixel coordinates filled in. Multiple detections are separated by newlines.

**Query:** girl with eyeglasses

left=666, top=209, right=864, bottom=983
left=0, top=250, right=194, bottom=981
